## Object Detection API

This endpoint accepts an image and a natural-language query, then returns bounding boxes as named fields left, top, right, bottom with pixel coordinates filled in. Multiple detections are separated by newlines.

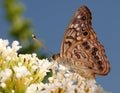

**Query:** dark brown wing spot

left=91, top=51, right=96, bottom=55
left=75, top=52, right=81, bottom=59
left=85, top=45, right=90, bottom=49
left=88, top=66, right=92, bottom=69
left=92, top=47, right=98, bottom=52
left=82, top=41, right=90, bottom=50
left=81, top=16, right=86, bottom=21
left=94, top=56, right=99, bottom=60
left=65, top=41, right=72, bottom=46
left=99, top=66, right=103, bottom=71
left=83, top=31, right=88, bottom=36
left=82, top=41, right=88, bottom=46
left=97, top=61, right=102, bottom=65
left=66, top=36, right=75, bottom=39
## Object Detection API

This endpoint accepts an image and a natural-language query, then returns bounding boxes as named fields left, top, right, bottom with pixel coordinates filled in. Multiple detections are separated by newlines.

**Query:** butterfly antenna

left=32, top=34, right=53, bottom=55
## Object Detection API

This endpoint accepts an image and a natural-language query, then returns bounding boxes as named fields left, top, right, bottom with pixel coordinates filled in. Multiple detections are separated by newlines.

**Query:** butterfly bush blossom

left=0, top=39, right=110, bottom=93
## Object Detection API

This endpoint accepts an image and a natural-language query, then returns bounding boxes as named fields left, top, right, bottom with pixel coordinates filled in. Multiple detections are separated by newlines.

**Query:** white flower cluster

left=26, top=68, right=110, bottom=93
left=0, top=39, right=111, bottom=93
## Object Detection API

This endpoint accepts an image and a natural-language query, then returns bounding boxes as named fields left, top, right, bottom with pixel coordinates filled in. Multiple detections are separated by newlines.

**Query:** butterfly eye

left=51, top=54, right=60, bottom=60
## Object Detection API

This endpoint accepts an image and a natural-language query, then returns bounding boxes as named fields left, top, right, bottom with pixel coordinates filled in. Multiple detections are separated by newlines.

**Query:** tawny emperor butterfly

left=32, top=5, right=110, bottom=79
left=51, top=5, right=110, bottom=79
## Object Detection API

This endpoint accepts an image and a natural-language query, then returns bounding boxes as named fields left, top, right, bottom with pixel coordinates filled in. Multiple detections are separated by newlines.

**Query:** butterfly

left=51, top=5, right=110, bottom=79
left=32, top=5, right=110, bottom=79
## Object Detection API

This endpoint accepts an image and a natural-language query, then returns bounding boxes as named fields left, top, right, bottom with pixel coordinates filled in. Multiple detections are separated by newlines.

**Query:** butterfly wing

left=60, top=6, right=110, bottom=75
left=66, top=39, right=110, bottom=75
left=60, top=6, right=97, bottom=57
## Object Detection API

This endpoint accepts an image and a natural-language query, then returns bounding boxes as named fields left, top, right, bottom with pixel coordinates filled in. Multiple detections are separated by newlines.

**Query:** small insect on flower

left=32, top=5, right=110, bottom=80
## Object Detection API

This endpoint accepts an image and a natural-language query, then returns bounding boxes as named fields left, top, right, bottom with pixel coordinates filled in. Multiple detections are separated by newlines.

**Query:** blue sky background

left=0, top=1, right=120, bottom=92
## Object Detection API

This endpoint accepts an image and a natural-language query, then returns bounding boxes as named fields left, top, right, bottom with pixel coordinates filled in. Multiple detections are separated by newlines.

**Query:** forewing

left=60, top=6, right=97, bottom=57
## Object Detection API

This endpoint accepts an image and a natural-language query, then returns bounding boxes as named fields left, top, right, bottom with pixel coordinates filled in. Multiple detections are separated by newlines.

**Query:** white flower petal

left=0, top=69, right=12, bottom=82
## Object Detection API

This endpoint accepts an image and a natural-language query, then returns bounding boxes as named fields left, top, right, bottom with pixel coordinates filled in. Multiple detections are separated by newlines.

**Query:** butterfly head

left=51, top=53, right=60, bottom=61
